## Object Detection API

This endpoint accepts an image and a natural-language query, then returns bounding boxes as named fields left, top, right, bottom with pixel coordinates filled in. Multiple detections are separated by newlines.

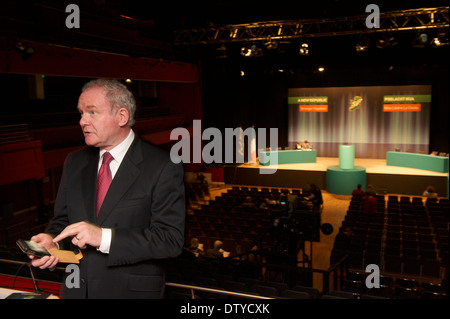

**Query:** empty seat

left=221, top=280, right=248, bottom=293
left=402, top=257, right=421, bottom=276
left=384, top=256, right=402, bottom=274
left=324, top=290, right=358, bottom=299
left=262, top=281, right=288, bottom=295
left=291, top=285, right=320, bottom=299
left=280, top=290, right=311, bottom=299
left=394, top=286, right=420, bottom=299
left=367, top=285, right=394, bottom=298
left=395, top=278, right=419, bottom=289
left=421, top=259, right=441, bottom=278
left=251, top=285, right=279, bottom=297
left=194, top=276, right=218, bottom=288
left=342, top=279, right=366, bottom=295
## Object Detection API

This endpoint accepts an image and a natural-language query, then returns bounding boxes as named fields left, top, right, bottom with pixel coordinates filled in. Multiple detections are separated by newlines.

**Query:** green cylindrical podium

left=339, top=145, right=355, bottom=170
left=326, top=165, right=366, bottom=195
left=326, top=145, right=365, bottom=195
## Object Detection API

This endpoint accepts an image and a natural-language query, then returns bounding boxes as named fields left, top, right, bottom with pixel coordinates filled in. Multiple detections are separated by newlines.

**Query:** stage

left=223, top=157, right=449, bottom=197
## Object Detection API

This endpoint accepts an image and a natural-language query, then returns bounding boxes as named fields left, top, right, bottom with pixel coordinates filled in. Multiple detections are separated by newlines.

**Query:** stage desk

left=386, top=151, right=449, bottom=173
left=259, top=150, right=317, bottom=166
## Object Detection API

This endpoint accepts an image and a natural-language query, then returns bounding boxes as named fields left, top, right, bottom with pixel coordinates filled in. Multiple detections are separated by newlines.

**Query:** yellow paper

left=50, top=250, right=83, bottom=264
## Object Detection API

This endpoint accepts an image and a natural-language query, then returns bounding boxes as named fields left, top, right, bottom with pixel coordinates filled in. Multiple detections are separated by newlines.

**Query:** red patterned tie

left=96, top=152, right=113, bottom=215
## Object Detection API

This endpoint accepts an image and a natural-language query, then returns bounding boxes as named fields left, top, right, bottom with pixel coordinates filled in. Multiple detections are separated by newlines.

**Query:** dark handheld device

left=16, top=239, right=51, bottom=258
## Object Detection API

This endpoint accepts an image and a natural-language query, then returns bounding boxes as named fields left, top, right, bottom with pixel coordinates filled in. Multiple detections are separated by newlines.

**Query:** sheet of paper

left=49, top=250, right=83, bottom=264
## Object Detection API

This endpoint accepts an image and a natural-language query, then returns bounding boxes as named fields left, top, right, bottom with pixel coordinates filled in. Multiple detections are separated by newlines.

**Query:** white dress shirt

left=97, top=129, right=135, bottom=253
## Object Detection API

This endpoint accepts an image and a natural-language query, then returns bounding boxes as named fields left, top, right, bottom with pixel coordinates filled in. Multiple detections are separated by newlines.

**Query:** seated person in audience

left=240, top=196, right=258, bottom=211
left=365, top=184, right=376, bottom=196
left=352, top=184, right=365, bottom=197
left=301, top=140, right=312, bottom=150
left=423, top=186, right=438, bottom=198
left=335, top=227, right=353, bottom=250
left=187, top=237, right=204, bottom=258
left=259, top=198, right=273, bottom=211
left=363, top=192, right=377, bottom=213
left=206, top=240, right=229, bottom=258
left=303, top=184, right=323, bottom=208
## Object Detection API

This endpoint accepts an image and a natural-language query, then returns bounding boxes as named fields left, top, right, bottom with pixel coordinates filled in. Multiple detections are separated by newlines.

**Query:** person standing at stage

left=29, top=79, right=186, bottom=299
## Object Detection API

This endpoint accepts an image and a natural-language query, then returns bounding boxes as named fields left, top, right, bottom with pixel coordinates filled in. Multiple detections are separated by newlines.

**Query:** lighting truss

left=173, top=6, right=449, bottom=45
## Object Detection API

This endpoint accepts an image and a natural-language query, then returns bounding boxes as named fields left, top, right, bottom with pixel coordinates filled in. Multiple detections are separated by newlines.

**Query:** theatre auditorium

left=0, top=0, right=448, bottom=305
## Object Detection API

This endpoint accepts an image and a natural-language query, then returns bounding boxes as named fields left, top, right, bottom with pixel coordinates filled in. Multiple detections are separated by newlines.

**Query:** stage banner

left=288, top=85, right=431, bottom=158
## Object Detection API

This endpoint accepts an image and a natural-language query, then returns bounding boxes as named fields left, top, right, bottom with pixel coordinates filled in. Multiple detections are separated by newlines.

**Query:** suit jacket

left=46, top=136, right=185, bottom=298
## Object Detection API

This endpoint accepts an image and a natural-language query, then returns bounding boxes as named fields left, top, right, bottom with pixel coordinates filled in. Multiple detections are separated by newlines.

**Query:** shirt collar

left=99, top=129, right=135, bottom=163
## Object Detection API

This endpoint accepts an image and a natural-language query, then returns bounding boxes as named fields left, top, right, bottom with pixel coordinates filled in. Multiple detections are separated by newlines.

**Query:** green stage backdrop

left=288, top=85, right=431, bottom=159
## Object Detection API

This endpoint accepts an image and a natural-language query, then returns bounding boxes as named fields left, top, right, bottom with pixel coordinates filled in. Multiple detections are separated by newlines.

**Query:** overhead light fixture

left=355, top=37, right=370, bottom=52
left=356, top=43, right=369, bottom=52
left=412, top=33, right=429, bottom=47
left=431, top=32, right=449, bottom=47
left=240, top=45, right=252, bottom=56
left=317, top=66, right=325, bottom=72
left=215, top=44, right=227, bottom=58
left=264, top=37, right=279, bottom=50
left=299, top=43, right=309, bottom=55
left=240, top=43, right=262, bottom=57
left=376, top=35, right=398, bottom=49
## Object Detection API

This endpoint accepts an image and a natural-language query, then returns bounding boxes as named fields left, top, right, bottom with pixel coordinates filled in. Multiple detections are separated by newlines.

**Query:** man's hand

left=53, top=221, right=102, bottom=249
left=29, top=233, right=59, bottom=269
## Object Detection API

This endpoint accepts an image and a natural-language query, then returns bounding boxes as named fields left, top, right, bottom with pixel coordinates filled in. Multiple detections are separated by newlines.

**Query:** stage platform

left=223, top=157, right=449, bottom=197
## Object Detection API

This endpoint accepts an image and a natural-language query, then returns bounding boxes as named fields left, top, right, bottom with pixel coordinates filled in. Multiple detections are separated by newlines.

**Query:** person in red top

left=364, top=193, right=377, bottom=213
left=352, top=184, right=365, bottom=197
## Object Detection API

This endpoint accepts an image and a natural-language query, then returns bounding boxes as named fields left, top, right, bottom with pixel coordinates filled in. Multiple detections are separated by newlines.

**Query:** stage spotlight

left=376, top=38, right=389, bottom=49
left=431, top=32, right=449, bottom=47
left=264, top=38, right=279, bottom=51
left=355, top=37, right=370, bottom=52
left=240, top=45, right=252, bottom=56
left=317, top=66, right=325, bottom=72
left=355, top=44, right=368, bottom=52
left=215, top=44, right=227, bottom=59
left=412, top=33, right=429, bottom=47
left=298, top=43, right=309, bottom=55
left=240, top=43, right=262, bottom=57
left=376, top=35, right=398, bottom=49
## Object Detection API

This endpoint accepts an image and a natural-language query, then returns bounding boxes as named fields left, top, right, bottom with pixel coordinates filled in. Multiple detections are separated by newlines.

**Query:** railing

left=0, top=252, right=350, bottom=298
left=165, top=282, right=274, bottom=299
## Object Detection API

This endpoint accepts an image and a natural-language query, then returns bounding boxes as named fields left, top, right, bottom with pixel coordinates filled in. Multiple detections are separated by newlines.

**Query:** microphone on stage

left=27, top=262, right=42, bottom=294
left=6, top=262, right=51, bottom=299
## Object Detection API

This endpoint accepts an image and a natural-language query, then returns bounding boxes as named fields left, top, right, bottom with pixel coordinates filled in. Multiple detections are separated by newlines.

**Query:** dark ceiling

left=0, top=0, right=448, bottom=61
left=116, top=0, right=449, bottom=28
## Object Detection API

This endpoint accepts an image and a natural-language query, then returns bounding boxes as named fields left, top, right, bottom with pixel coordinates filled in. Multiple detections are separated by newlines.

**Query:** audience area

left=0, top=182, right=448, bottom=299
left=330, top=193, right=448, bottom=299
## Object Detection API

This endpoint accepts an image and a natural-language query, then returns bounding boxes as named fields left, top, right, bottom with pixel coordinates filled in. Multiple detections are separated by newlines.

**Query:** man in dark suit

left=30, top=79, right=185, bottom=298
